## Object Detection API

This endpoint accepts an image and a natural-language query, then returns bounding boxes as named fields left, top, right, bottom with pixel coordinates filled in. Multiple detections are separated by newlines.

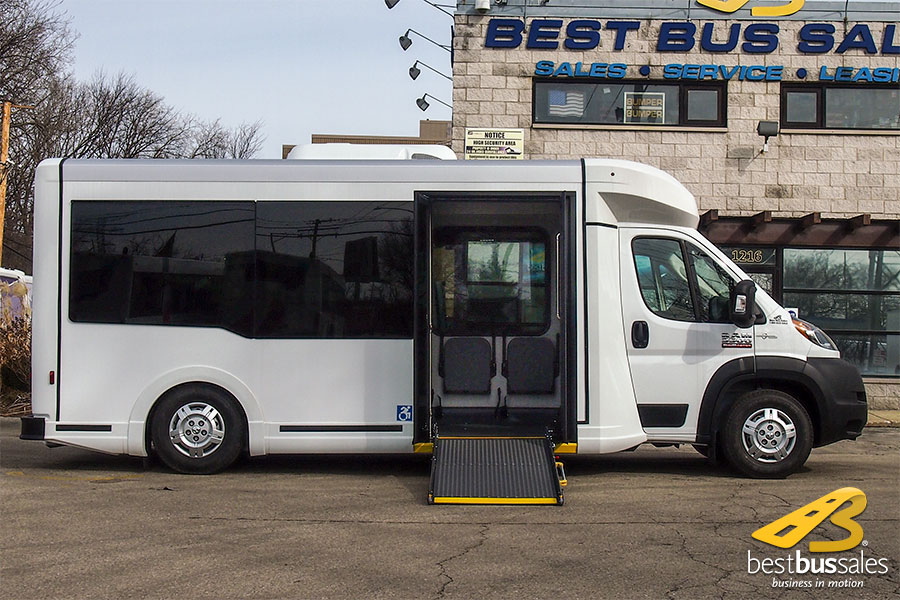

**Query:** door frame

left=412, top=191, right=577, bottom=444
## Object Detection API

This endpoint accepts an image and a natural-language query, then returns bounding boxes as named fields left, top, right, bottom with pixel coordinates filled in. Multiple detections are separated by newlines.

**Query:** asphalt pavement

left=1, top=417, right=898, bottom=600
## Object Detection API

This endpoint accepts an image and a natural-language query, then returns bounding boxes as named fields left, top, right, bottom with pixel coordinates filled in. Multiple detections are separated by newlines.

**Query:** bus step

left=427, top=436, right=564, bottom=505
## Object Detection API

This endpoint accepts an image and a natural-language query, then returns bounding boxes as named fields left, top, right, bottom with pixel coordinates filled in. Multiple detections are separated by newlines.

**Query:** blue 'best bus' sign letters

left=485, top=18, right=900, bottom=83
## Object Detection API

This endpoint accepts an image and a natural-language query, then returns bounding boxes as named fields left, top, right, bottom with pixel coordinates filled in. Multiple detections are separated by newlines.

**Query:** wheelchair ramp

left=428, top=436, right=564, bottom=505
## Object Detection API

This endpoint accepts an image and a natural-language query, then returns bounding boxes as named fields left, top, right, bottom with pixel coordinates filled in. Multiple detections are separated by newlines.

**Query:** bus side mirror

left=730, top=280, right=757, bottom=329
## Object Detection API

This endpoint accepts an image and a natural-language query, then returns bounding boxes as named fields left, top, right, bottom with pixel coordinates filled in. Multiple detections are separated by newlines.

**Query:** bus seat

left=504, top=337, right=558, bottom=408
left=441, top=337, right=495, bottom=394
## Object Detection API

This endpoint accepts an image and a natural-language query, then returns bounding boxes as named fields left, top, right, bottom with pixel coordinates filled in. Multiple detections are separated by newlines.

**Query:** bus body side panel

left=56, top=176, right=416, bottom=456
left=578, top=224, right=646, bottom=453
left=259, top=339, right=414, bottom=454
left=46, top=160, right=585, bottom=458
left=30, top=160, right=63, bottom=426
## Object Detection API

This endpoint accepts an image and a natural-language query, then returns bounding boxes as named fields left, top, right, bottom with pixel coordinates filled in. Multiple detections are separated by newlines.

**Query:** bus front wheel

left=721, top=389, right=813, bottom=479
left=150, top=385, right=245, bottom=474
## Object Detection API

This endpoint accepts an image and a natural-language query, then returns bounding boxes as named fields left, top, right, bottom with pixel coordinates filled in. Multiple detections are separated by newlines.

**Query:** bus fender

left=127, top=366, right=265, bottom=457
left=695, top=356, right=827, bottom=447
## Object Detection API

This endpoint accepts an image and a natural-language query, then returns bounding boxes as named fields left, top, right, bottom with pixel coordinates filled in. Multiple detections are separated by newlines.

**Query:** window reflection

left=433, top=230, right=548, bottom=336
left=70, top=200, right=414, bottom=339
left=70, top=201, right=255, bottom=333
left=784, top=248, right=900, bottom=376
left=632, top=238, right=695, bottom=321
left=255, top=202, right=413, bottom=338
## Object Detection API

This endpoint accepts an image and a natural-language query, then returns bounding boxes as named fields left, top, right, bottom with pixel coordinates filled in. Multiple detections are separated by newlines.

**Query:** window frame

left=533, top=79, right=728, bottom=128
left=780, top=83, right=900, bottom=131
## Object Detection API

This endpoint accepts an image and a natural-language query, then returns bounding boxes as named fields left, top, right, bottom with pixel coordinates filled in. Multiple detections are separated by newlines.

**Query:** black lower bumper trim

left=20, top=416, right=46, bottom=440
left=806, top=358, right=868, bottom=447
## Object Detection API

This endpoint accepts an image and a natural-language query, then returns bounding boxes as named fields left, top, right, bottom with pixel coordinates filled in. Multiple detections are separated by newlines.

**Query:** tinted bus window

left=255, top=201, right=414, bottom=338
left=70, top=201, right=255, bottom=335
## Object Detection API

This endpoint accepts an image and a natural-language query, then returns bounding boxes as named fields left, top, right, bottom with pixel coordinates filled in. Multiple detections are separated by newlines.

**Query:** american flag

left=548, top=89, right=584, bottom=117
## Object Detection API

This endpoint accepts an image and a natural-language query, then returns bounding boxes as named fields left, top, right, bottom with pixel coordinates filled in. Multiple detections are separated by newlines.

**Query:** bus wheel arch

left=708, top=376, right=822, bottom=450
left=148, top=382, right=248, bottom=474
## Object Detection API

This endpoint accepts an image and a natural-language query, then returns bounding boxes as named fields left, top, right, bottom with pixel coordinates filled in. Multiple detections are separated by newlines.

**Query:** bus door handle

left=631, top=321, right=649, bottom=349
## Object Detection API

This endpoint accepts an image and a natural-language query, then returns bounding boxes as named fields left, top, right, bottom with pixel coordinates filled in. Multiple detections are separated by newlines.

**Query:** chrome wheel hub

left=741, top=407, right=796, bottom=463
left=169, top=402, right=225, bottom=459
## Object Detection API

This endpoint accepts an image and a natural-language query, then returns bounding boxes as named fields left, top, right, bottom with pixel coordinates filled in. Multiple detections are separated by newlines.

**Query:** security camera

left=475, top=0, right=490, bottom=13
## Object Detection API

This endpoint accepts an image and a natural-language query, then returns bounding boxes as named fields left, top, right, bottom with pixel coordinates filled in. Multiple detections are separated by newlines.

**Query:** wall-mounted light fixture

left=416, top=93, right=452, bottom=112
left=757, top=120, right=779, bottom=153
left=400, top=29, right=452, bottom=52
left=385, top=0, right=454, bottom=17
left=409, top=60, right=452, bottom=81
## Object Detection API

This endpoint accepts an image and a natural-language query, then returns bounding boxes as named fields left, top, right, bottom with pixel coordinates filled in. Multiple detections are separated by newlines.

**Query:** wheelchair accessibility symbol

left=396, top=405, right=413, bottom=422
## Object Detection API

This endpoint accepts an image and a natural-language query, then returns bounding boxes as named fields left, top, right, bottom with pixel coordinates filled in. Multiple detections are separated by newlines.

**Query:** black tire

left=150, top=385, right=245, bottom=474
left=721, top=389, right=813, bottom=479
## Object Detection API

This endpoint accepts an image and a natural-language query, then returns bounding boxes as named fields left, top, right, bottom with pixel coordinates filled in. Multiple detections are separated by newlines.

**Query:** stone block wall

left=451, top=16, right=900, bottom=219
left=451, top=14, right=899, bottom=406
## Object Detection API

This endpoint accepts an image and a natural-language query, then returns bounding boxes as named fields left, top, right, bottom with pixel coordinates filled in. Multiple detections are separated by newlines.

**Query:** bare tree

left=0, top=0, right=75, bottom=105
left=67, top=72, right=192, bottom=159
left=1, top=1, right=266, bottom=272
left=227, top=121, right=264, bottom=159
left=187, top=119, right=264, bottom=159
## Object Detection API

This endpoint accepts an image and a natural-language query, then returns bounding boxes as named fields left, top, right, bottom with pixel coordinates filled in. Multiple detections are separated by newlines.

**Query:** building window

left=783, top=249, right=899, bottom=377
left=721, top=244, right=899, bottom=377
left=533, top=80, right=726, bottom=127
left=781, top=84, right=900, bottom=130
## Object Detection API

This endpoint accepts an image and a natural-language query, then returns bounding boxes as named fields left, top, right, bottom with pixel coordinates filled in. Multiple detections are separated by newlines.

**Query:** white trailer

left=21, top=158, right=866, bottom=503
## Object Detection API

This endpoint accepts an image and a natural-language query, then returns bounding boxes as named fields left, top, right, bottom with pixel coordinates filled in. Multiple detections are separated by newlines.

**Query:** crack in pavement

left=665, top=526, right=732, bottom=600
left=432, top=524, right=489, bottom=600
left=183, top=515, right=900, bottom=527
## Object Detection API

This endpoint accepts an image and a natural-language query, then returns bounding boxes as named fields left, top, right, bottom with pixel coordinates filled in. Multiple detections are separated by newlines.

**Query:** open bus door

left=413, top=192, right=575, bottom=504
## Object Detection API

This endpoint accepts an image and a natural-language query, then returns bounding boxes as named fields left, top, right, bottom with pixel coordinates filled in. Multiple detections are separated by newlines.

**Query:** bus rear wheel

left=721, top=389, right=812, bottom=479
left=150, top=385, right=245, bottom=474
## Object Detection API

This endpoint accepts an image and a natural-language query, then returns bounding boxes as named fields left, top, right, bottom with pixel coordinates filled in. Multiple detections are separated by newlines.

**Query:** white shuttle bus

left=21, top=158, right=867, bottom=502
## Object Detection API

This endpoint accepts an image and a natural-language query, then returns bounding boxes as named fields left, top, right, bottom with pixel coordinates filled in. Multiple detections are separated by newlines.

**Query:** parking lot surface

left=1, top=418, right=897, bottom=600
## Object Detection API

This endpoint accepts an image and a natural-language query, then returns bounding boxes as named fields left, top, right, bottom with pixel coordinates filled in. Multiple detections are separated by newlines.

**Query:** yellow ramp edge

left=432, top=497, right=559, bottom=505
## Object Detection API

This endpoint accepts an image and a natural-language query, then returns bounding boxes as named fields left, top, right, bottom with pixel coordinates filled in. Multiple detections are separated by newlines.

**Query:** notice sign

left=624, top=92, right=665, bottom=124
left=464, top=128, right=524, bottom=160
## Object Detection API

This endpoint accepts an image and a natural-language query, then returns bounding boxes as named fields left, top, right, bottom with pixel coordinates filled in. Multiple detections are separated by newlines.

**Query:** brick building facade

left=451, top=0, right=899, bottom=406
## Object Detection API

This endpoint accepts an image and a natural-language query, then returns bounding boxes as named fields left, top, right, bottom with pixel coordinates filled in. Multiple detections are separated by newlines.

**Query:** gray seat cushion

left=506, top=337, right=556, bottom=394
left=443, top=337, right=493, bottom=394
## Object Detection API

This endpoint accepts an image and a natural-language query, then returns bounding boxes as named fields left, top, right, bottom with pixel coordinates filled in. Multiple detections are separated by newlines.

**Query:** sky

left=61, top=0, right=455, bottom=159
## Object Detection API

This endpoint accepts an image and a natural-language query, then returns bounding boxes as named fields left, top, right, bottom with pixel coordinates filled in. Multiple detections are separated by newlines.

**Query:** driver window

left=688, top=244, right=735, bottom=323
left=632, top=238, right=695, bottom=321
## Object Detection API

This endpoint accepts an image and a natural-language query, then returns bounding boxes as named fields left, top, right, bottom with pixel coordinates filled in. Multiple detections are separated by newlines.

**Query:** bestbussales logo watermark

left=747, top=487, right=890, bottom=590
